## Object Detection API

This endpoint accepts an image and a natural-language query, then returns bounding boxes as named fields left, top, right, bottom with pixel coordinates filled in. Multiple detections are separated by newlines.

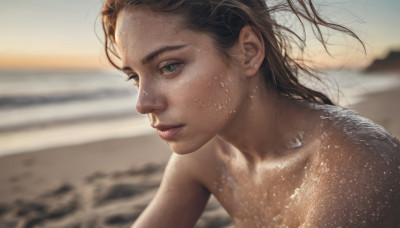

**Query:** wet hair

left=101, top=0, right=364, bottom=105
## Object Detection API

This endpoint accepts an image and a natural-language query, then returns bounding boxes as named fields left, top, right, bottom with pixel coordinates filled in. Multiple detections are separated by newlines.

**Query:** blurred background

left=0, top=0, right=399, bottom=227
left=0, top=0, right=399, bottom=156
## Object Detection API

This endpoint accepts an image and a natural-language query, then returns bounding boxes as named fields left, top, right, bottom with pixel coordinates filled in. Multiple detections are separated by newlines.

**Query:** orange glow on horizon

left=302, top=52, right=372, bottom=70
left=0, top=54, right=112, bottom=70
left=0, top=51, right=372, bottom=71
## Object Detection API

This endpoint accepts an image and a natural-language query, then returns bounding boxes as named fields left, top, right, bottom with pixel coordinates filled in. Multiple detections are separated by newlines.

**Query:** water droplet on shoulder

left=288, top=138, right=302, bottom=149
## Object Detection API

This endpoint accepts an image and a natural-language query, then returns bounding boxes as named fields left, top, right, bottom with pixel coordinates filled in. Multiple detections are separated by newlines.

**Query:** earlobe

left=238, top=25, right=265, bottom=77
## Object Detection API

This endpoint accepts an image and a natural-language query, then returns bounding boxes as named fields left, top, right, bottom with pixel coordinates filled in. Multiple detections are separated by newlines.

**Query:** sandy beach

left=0, top=85, right=399, bottom=228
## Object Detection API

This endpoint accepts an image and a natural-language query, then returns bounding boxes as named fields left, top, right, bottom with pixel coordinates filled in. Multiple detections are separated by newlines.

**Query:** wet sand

left=0, top=132, right=231, bottom=227
left=0, top=85, right=399, bottom=228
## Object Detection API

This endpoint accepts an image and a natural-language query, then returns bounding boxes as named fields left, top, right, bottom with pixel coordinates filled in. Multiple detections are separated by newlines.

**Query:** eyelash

left=126, top=74, right=139, bottom=86
left=125, top=62, right=183, bottom=86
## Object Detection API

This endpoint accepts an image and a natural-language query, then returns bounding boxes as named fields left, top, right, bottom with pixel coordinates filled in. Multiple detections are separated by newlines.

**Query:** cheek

left=177, top=66, right=240, bottom=122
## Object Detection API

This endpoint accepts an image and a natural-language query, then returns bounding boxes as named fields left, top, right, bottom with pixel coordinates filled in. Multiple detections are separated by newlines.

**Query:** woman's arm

left=131, top=153, right=211, bottom=228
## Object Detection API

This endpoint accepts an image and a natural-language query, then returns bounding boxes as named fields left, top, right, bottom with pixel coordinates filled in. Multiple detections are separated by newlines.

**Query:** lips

left=153, top=124, right=185, bottom=140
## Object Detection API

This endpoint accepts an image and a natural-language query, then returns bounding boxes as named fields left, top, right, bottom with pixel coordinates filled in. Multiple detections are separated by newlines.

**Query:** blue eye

left=160, top=63, right=179, bottom=75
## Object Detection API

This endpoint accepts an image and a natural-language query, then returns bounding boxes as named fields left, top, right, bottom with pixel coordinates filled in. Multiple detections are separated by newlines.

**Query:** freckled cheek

left=185, top=72, right=238, bottom=120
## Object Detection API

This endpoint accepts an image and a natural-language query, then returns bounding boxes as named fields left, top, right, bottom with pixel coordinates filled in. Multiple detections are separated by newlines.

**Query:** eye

left=159, top=62, right=182, bottom=75
left=126, top=74, right=139, bottom=87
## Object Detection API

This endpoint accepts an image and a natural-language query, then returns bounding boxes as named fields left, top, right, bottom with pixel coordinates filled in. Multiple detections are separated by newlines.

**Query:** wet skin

left=115, top=7, right=400, bottom=228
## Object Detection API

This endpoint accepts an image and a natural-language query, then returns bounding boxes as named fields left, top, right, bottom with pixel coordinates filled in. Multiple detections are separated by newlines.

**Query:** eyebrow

left=142, top=45, right=186, bottom=65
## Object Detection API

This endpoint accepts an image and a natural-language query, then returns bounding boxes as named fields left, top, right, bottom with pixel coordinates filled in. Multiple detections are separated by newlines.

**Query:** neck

left=217, top=76, right=312, bottom=164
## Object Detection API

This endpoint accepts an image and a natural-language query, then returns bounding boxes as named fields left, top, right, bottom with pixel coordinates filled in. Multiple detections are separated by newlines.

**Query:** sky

left=0, top=0, right=399, bottom=70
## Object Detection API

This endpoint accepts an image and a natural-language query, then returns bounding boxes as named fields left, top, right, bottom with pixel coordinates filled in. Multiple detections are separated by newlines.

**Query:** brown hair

left=101, top=0, right=364, bottom=105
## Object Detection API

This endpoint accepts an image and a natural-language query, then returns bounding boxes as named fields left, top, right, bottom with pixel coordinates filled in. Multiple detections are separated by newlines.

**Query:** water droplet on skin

left=288, top=138, right=302, bottom=149
left=290, top=188, right=300, bottom=199
left=142, top=90, right=148, bottom=96
left=225, top=89, right=229, bottom=93
left=221, top=82, right=225, bottom=88
left=320, top=115, right=329, bottom=120
left=334, top=145, right=340, bottom=149
left=272, top=214, right=282, bottom=222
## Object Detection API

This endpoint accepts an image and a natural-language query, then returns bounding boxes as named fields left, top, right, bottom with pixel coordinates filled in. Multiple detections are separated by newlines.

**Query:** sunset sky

left=0, top=0, right=399, bottom=70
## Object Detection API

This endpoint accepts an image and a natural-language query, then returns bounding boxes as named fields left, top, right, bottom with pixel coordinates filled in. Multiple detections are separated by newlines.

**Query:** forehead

left=115, top=7, right=187, bottom=58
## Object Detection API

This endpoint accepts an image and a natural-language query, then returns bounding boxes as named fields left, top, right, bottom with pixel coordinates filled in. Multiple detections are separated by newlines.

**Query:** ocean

left=0, top=69, right=399, bottom=157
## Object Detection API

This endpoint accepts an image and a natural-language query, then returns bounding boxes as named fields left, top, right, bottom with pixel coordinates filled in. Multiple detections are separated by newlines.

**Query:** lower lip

left=157, top=126, right=184, bottom=140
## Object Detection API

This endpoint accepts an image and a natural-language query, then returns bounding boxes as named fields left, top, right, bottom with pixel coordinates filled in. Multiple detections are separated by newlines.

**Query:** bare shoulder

left=314, top=104, right=400, bottom=165
left=303, top=104, right=400, bottom=227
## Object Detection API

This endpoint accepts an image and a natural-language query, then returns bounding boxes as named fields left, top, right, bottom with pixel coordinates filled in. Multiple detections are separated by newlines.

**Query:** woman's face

left=115, top=7, right=247, bottom=154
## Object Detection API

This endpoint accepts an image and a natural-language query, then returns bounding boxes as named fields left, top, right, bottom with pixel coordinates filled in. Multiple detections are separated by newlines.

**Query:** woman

left=101, top=0, right=400, bottom=227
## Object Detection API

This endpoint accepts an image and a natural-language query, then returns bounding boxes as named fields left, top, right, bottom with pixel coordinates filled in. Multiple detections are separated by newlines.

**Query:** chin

left=167, top=138, right=212, bottom=155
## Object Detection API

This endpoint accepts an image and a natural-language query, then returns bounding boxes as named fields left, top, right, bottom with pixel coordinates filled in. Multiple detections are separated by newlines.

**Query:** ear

left=236, top=25, right=265, bottom=77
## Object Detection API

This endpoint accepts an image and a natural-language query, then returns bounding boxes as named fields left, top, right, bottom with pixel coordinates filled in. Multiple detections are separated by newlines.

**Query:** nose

left=135, top=86, right=166, bottom=114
